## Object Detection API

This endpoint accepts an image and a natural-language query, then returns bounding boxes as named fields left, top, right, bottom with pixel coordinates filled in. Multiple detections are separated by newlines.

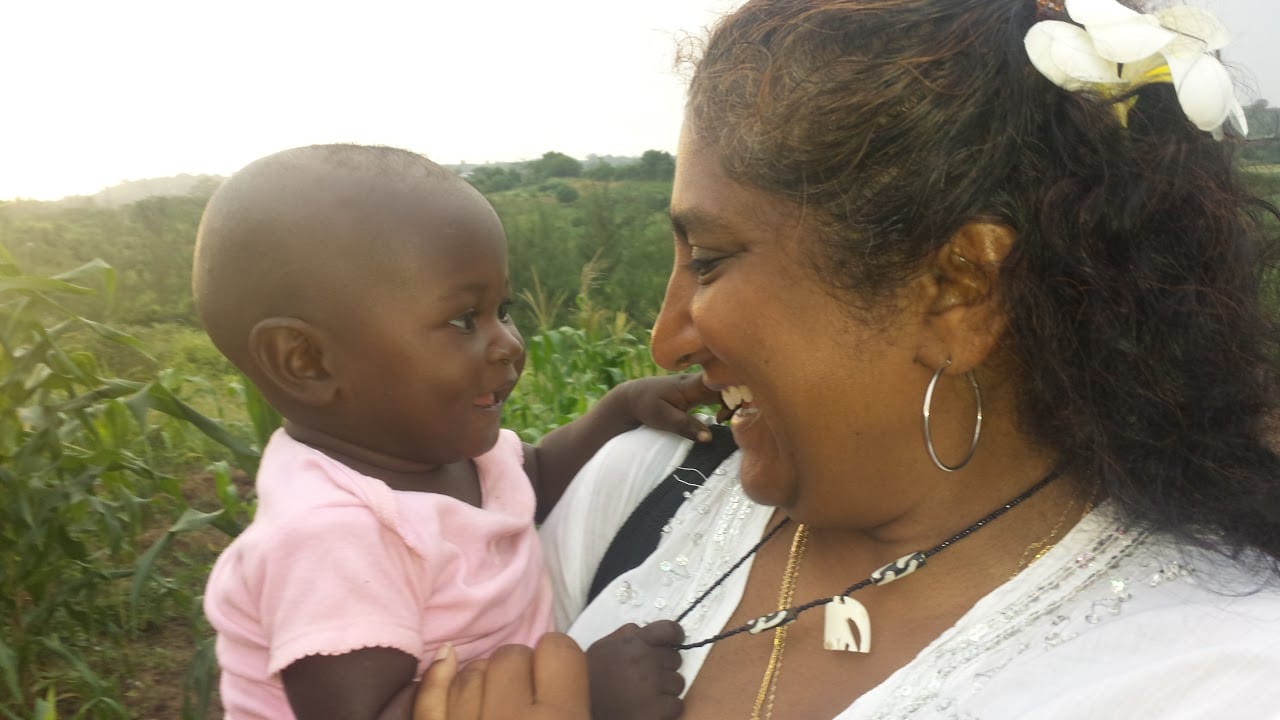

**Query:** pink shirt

left=204, top=428, right=553, bottom=719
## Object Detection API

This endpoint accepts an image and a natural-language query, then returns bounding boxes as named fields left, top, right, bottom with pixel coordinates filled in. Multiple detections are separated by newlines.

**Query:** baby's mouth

left=475, top=388, right=511, bottom=409
left=476, top=377, right=518, bottom=410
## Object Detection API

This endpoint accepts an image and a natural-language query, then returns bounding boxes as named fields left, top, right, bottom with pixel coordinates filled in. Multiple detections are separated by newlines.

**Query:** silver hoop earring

left=921, top=360, right=983, bottom=472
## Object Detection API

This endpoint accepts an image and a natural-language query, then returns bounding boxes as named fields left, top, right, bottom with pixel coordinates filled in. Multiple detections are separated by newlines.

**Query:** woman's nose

left=650, top=268, right=705, bottom=371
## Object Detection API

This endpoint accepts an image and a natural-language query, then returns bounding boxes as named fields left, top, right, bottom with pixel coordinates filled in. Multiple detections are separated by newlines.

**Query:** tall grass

left=0, top=251, right=256, bottom=719
left=508, top=254, right=664, bottom=441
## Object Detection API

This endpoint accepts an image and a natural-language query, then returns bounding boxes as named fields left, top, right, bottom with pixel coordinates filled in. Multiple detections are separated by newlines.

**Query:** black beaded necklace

left=672, top=466, right=1065, bottom=650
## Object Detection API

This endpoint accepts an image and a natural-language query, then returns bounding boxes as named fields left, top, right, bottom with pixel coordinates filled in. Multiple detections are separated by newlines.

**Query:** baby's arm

left=283, top=647, right=420, bottom=719
left=255, top=505, right=437, bottom=719
left=524, top=373, right=718, bottom=521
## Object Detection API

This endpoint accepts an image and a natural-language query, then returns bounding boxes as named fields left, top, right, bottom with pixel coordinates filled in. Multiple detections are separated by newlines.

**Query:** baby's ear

left=248, top=318, right=338, bottom=407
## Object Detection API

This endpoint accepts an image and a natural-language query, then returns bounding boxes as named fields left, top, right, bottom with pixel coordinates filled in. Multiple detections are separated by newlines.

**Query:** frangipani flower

left=1025, top=0, right=1247, bottom=136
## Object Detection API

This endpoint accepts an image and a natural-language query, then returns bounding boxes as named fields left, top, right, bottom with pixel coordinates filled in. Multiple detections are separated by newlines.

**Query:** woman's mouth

left=721, top=385, right=760, bottom=428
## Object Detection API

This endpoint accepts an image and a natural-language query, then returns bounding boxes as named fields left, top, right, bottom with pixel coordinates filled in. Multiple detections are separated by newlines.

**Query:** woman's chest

left=679, top=539, right=975, bottom=720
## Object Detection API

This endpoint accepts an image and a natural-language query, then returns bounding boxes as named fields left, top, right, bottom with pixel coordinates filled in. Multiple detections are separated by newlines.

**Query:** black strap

left=586, top=424, right=738, bottom=604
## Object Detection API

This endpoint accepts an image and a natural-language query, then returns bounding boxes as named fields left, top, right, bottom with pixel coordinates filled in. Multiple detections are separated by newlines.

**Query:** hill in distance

left=7, top=153, right=651, bottom=209
left=85, top=174, right=226, bottom=208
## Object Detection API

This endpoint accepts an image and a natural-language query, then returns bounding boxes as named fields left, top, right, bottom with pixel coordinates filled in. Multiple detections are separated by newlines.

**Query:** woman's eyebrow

left=669, top=207, right=731, bottom=238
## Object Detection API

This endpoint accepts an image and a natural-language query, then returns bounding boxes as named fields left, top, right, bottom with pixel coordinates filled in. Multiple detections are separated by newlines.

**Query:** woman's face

left=652, top=123, right=937, bottom=524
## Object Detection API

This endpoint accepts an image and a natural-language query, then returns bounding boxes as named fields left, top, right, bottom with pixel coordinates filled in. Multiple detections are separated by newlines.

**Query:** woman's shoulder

left=970, top=537, right=1280, bottom=718
left=847, top=502, right=1280, bottom=719
left=564, top=425, right=703, bottom=498
left=994, top=503, right=1280, bottom=665
left=597, top=423, right=703, bottom=470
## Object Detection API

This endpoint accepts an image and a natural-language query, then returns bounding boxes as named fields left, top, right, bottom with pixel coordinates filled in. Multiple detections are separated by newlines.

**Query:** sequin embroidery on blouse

left=610, top=451, right=769, bottom=631
left=853, top=503, right=1169, bottom=719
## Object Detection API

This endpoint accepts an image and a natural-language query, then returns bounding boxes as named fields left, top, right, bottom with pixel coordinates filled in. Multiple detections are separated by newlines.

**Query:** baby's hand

left=620, top=374, right=719, bottom=443
left=587, top=620, right=686, bottom=720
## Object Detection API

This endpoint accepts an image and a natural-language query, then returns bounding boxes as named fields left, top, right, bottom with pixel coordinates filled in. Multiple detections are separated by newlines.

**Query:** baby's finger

left=654, top=695, right=685, bottom=720
left=658, top=649, right=684, bottom=672
left=645, top=399, right=716, bottom=440
left=674, top=371, right=720, bottom=405
left=636, top=620, right=685, bottom=647
left=414, top=644, right=457, bottom=720
left=716, top=404, right=732, bottom=423
left=660, top=669, right=686, bottom=696
left=685, top=413, right=713, bottom=443
left=655, top=403, right=712, bottom=443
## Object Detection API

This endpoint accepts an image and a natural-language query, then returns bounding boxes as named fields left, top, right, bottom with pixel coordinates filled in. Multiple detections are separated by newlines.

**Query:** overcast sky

left=2, top=0, right=1275, bottom=201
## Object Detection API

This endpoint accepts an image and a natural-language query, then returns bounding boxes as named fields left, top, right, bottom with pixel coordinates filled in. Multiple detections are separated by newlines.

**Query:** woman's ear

left=916, top=221, right=1016, bottom=372
left=248, top=317, right=339, bottom=407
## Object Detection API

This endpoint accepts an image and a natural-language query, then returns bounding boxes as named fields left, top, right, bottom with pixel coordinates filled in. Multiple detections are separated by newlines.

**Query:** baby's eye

left=497, top=300, right=514, bottom=323
left=449, top=311, right=477, bottom=332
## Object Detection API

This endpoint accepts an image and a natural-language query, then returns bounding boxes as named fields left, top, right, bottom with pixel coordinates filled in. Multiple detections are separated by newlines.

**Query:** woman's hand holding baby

left=414, top=634, right=591, bottom=720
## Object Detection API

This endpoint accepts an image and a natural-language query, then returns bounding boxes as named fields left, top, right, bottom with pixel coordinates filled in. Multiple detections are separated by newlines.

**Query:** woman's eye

left=685, top=253, right=724, bottom=279
left=497, top=300, right=514, bottom=323
left=449, top=311, right=477, bottom=332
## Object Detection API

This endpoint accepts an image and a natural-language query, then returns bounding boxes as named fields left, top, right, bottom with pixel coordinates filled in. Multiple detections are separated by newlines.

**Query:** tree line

left=0, top=150, right=680, bottom=360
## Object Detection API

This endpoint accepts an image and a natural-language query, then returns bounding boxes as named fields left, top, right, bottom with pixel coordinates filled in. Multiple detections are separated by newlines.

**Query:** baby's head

left=193, top=144, right=524, bottom=469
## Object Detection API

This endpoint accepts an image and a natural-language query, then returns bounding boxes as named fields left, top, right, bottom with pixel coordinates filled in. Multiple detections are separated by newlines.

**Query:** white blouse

left=540, top=427, right=1280, bottom=718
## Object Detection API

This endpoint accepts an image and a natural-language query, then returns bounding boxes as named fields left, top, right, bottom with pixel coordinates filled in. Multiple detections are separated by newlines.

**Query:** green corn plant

left=0, top=248, right=258, bottom=718
left=27, top=686, right=58, bottom=720
left=505, top=256, right=665, bottom=442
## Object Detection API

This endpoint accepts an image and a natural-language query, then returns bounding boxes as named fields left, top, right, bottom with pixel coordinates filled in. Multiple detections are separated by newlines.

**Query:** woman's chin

left=732, top=404, right=788, bottom=504
left=735, top=438, right=794, bottom=508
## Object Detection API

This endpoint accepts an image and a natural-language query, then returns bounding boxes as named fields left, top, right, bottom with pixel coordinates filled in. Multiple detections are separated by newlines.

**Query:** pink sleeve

left=260, top=507, right=430, bottom=675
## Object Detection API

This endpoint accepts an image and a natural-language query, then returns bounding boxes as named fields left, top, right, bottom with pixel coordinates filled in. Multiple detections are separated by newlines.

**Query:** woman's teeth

left=721, top=385, right=754, bottom=411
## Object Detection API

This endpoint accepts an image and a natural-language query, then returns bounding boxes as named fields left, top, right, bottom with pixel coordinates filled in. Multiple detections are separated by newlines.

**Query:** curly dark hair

left=686, top=0, right=1280, bottom=563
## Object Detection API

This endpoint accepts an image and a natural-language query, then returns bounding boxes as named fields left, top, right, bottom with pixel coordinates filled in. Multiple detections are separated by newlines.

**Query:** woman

left=426, top=0, right=1280, bottom=717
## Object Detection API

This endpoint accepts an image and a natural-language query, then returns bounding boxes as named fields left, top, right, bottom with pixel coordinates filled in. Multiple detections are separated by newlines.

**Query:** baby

left=195, top=144, right=711, bottom=719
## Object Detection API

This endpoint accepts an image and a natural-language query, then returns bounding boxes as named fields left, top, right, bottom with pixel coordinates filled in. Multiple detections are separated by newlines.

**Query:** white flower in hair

left=1024, top=0, right=1247, bottom=136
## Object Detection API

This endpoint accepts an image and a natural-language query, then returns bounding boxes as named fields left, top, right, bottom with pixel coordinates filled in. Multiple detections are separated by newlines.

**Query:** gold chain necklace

left=750, top=523, right=808, bottom=720
left=744, top=479, right=1080, bottom=719
left=1015, top=493, right=1075, bottom=572
left=674, top=466, right=1065, bottom=651
left=1013, top=477, right=1100, bottom=577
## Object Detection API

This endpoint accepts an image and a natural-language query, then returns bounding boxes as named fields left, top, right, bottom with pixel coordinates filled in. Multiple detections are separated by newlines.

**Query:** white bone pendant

left=746, top=609, right=796, bottom=634
left=870, top=551, right=926, bottom=586
left=823, top=595, right=872, bottom=653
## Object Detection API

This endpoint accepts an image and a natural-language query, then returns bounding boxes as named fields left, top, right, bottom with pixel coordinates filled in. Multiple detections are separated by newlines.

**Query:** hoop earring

left=921, top=359, right=983, bottom=472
